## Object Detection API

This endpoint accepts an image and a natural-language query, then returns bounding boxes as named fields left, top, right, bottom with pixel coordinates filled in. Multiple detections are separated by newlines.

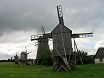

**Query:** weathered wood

left=51, top=23, right=75, bottom=71
left=52, top=56, right=75, bottom=71
left=52, top=24, right=73, bottom=56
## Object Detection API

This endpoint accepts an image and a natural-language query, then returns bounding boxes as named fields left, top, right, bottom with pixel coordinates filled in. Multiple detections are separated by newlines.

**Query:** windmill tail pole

left=60, top=33, right=71, bottom=70
left=73, top=38, right=76, bottom=65
left=61, top=33, right=67, bottom=59
left=53, top=46, right=71, bottom=71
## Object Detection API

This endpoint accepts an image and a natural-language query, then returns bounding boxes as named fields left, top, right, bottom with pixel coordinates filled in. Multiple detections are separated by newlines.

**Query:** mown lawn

left=0, top=62, right=103, bottom=78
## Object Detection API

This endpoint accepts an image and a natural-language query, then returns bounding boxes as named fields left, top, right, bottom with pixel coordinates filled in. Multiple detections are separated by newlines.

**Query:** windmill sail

left=72, top=33, right=93, bottom=38
left=57, top=5, right=64, bottom=25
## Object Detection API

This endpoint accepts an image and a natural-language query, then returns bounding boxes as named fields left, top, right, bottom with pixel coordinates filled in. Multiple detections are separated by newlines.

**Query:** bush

left=36, top=49, right=53, bottom=66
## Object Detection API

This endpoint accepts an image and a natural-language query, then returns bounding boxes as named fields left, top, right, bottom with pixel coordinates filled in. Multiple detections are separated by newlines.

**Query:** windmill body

left=14, top=54, right=19, bottom=64
left=36, top=36, right=50, bottom=64
left=51, top=5, right=75, bottom=71
left=20, top=52, right=27, bottom=61
left=20, top=47, right=32, bottom=64
left=52, top=24, right=73, bottom=56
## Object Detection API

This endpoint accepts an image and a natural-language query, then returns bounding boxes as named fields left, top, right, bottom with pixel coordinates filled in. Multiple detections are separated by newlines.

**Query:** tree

left=75, top=50, right=94, bottom=64
left=36, top=49, right=53, bottom=66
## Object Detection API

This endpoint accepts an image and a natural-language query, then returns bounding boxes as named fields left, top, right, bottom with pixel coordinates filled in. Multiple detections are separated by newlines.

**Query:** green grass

left=0, top=62, right=104, bottom=78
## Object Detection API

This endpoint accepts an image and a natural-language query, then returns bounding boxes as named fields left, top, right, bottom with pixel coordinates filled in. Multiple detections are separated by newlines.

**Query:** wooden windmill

left=20, top=46, right=32, bottom=64
left=52, top=5, right=93, bottom=71
left=31, top=27, right=52, bottom=65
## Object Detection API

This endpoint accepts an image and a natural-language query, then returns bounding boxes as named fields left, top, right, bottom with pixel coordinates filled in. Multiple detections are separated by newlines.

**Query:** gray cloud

left=0, top=0, right=104, bottom=34
left=0, top=0, right=104, bottom=59
left=0, top=0, right=58, bottom=35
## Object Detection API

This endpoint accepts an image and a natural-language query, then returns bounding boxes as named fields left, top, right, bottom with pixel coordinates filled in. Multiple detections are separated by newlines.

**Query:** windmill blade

left=27, top=51, right=32, bottom=54
left=31, top=33, right=52, bottom=41
left=71, top=33, right=93, bottom=38
left=41, top=26, right=45, bottom=34
left=25, top=46, right=27, bottom=53
left=57, top=5, right=64, bottom=25
left=31, top=34, right=42, bottom=41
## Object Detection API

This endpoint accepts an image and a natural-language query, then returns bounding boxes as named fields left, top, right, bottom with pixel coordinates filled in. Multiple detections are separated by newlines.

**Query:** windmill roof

left=21, top=52, right=27, bottom=54
left=51, top=24, right=72, bottom=34
left=95, top=47, right=104, bottom=59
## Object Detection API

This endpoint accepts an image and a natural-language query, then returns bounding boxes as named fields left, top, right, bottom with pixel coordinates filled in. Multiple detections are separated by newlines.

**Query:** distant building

left=14, top=54, right=19, bottom=64
left=20, top=51, right=32, bottom=64
left=20, top=52, right=27, bottom=61
left=94, top=47, right=104, bottom=63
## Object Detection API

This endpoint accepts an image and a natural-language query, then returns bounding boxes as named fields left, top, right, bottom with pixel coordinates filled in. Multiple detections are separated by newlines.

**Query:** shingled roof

left=95, top=47, right=104, bottom=59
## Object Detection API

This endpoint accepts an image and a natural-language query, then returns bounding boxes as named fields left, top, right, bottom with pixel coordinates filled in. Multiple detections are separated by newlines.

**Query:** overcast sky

left=0, top=0, right=104, bottom=60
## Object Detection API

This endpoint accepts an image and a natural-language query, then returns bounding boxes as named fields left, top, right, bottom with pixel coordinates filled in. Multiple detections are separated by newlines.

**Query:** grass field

left=0, top=62, right=104, bottom=78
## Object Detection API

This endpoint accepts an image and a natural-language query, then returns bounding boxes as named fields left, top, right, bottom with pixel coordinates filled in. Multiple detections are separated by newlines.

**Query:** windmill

left=31, top=26, right=52, bottom=65
left=20, top=46, right=32, bottom=64
left=14, top=52, right=19, bottom=64
left=31, top=5, right=93, bottom=71
left=52, top=5, right=93, bottom=71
